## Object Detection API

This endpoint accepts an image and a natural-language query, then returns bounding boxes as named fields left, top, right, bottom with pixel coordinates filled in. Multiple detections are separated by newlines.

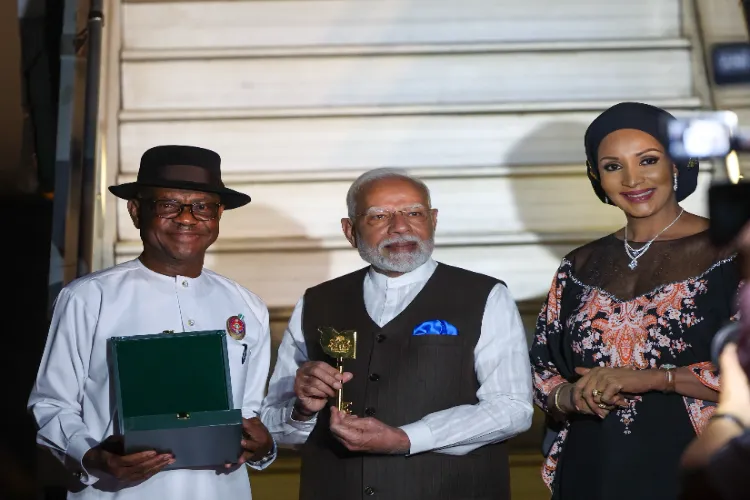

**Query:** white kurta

left=28, top=259, right=275, bottom=499
left=261, top=258, right=534, bottom=455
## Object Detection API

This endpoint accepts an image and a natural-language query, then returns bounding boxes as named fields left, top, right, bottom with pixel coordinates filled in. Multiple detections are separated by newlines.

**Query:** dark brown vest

left=299, top=263, right=511, bottom=500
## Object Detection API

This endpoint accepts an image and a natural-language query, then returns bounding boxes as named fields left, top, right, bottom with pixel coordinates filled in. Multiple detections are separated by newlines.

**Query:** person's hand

left=573, top=367, right=649, bottom=418
left=561, top=379, right=623, bottom=419
left=679, top=344, right=750, bottom=473
left=329, top=407, right=410, bottom=454
left=294, top=361, right=353, bottom=417
left=82, top=436, right=173, bottom=482
left=228, top=417, right=275, bottom=467
left=716, top=344, right=750, bottom=426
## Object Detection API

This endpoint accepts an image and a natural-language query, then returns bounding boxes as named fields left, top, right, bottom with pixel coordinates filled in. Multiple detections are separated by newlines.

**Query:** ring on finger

left=597, top=403, right=607, bottom=409
left=592, top=389, right=603, bottom=397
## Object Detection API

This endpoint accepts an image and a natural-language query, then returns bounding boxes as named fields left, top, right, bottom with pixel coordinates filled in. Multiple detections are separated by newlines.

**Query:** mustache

left=377, top=234, right=423, bottom=251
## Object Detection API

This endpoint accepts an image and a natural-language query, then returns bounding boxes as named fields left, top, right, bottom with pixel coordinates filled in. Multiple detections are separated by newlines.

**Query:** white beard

left=356, top=233, right=434, bottom=274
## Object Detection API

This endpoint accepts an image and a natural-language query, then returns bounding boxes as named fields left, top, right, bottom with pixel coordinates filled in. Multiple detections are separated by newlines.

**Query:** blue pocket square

left=412, top=320, right=458, bottom=336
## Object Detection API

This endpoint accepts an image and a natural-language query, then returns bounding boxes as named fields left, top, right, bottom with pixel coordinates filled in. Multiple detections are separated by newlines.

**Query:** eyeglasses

left=355, top=208, right=431, bottom=227
left=143, top=199, right=221, bottom=221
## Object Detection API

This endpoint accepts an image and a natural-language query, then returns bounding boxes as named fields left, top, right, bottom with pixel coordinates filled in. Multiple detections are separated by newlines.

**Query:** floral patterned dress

left=530, top=230, right=741, bottom=500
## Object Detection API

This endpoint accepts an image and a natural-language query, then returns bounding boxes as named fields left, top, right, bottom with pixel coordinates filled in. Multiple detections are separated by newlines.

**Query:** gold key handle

left=319, top=327, right=357, bottom=413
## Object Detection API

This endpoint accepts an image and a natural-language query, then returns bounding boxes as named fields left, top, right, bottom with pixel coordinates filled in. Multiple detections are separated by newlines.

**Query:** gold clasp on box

left=176, top=412, right=190, bottom=420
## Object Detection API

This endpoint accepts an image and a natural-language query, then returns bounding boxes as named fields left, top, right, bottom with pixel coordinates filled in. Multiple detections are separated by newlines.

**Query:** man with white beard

left=260, top=168, right=533, bottom=500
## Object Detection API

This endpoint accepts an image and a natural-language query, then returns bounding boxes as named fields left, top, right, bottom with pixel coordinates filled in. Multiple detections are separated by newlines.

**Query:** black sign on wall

left=711, top=42, right=750, bottom=85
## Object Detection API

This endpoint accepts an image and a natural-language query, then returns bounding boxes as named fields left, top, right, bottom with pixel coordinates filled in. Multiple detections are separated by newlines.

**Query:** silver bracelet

left=247, top=442, right=276, bottom=467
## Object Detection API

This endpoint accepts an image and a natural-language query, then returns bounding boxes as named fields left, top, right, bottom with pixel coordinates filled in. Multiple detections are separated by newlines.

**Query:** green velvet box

left=108, top=330, right=243, bottom=469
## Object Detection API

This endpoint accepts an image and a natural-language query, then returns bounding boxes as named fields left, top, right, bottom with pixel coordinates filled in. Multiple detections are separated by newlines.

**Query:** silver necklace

left=623, top=208, right=684, bottom=270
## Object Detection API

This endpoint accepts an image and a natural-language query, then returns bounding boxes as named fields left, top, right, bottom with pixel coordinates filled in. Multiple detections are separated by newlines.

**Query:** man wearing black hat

left=28, top=146, right=276, bottom=499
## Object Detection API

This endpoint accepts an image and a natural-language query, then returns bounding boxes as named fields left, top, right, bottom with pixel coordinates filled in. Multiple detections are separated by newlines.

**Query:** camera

left=664, top=42, right=750, bottom=374
left=663, top=43, right=750, bottom=247
left=664, top=109, right=750, bottom=247
left=665, top=110, right=738, bottom=160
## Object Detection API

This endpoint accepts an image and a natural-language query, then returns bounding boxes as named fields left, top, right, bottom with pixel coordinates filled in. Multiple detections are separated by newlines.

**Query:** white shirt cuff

left=400, top=421, right=434, bottom=456
left=66, top=433, right=100, bottom=485
left=286, top=402, right=318, bottom=431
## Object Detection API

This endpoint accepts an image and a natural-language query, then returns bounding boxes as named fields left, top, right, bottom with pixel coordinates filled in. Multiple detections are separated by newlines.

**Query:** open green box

left=108, top=330, right=243, bottom=469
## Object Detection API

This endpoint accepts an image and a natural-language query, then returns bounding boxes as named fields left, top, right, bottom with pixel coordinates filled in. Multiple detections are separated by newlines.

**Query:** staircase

left=110, top=0, right=716, bottom=313
left=94, top=0, right=750, bottom=498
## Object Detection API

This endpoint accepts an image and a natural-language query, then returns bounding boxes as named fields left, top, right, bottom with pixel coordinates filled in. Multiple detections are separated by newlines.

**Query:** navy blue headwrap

left=584, top=102, right=699, bottom=205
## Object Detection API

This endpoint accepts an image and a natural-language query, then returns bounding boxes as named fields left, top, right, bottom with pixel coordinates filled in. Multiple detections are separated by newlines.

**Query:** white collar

left=367, top=258, right=438, bottom=290
left=133, top=258, right=204, bottom=285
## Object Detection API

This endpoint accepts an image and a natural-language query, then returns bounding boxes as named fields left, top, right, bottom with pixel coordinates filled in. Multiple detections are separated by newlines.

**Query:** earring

left=604, top=195, right=609, bottom=204
left=673, top=173, right=678, bottom=192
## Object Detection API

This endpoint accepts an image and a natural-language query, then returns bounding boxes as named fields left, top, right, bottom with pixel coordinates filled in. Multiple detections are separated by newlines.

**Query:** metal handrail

left=49, top=0, right=105, bottom=302
left=78, top=0, right=104, bottom=281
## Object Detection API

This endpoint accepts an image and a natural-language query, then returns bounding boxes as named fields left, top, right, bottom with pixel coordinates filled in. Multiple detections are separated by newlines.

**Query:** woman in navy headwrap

left=530, top=102, right=742, bottom=500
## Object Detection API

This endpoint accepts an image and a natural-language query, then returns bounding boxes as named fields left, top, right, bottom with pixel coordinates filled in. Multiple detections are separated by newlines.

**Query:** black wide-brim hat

left=108, top=145, right=251, bottom=209
left=584, top=102, right=699, bottom=205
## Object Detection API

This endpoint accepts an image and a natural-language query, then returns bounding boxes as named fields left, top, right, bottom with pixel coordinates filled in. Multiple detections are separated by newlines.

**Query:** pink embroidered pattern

left=579, top=282, right=701, bottom=373
left=541, top=426, right=568, bottom=489
left=532, top=372, right=566, bottom=410
left=531, top=260, right=730, bottom=492
left=685, top=397, right=717, bottom=435
left=689, top=361, right=720, bottom=391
